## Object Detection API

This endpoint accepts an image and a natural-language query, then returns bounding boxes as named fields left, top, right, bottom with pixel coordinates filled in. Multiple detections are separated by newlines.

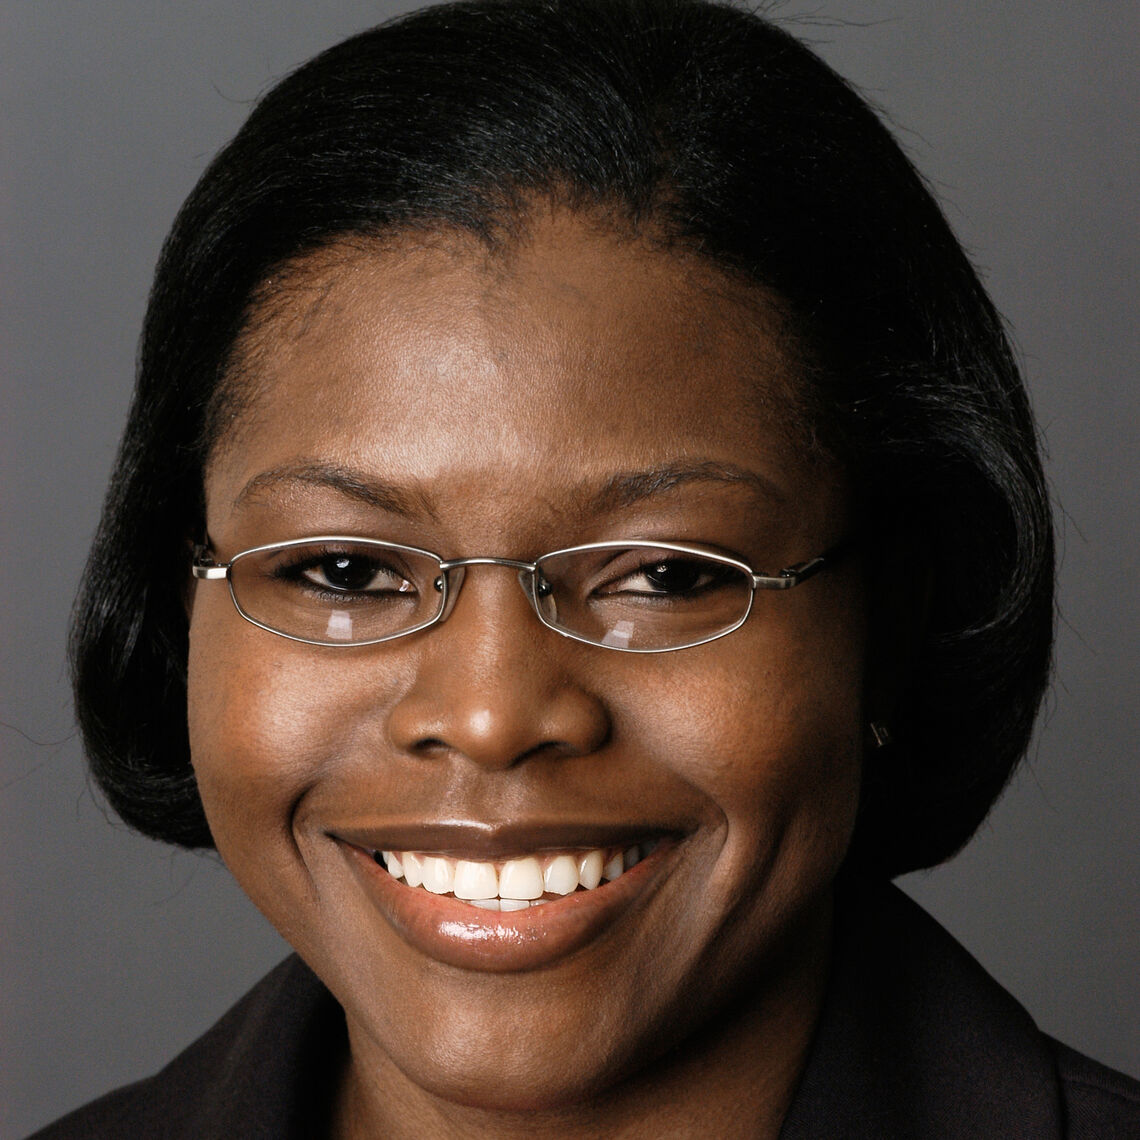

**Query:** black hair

left=70, top=0, right=1053, bottom=875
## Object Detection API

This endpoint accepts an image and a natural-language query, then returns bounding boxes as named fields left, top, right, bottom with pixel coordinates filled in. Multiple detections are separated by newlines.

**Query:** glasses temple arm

left=751, top=535, right=857, bottom=590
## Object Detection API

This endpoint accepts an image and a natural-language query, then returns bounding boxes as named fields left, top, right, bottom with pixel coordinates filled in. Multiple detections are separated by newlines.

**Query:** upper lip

left=328, top=818, right=684, bottom=860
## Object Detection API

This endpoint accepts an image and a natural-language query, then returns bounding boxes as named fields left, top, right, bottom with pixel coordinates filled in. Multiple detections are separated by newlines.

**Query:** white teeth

left=499, top=856, right=545, bottom=900
left=421, top=855, right=454, bottom=894
left=376, top=840, right=664, bottom=904
left=577, top=849, right=604, bottom=890
left=543, top=854, right=580, bottom=895
left=402, top=851, right=425, bottom=889
left=453, top=859, right=499, bottom=900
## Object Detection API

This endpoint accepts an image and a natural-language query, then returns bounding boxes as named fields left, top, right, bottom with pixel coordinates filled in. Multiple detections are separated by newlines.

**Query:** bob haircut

left=71, top=0, right=1053, bottom=878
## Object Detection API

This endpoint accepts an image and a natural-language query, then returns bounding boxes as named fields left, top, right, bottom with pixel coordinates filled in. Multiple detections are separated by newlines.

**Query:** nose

left=386, top=565, right=610, bottom=771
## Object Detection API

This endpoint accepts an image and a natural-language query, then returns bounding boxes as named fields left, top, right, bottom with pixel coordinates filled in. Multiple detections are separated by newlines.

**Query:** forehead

left=207, top=212, right=836, bottom=534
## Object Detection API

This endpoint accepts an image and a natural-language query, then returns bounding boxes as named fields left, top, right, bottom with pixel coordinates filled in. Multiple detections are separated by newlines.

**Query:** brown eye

left=640, top=559, right=706, bottom=594
left=606, top=556, right=735, bottom=598
left=267, top=546, right=418, bottom=597
left=304, top=554, right=396, bottom=593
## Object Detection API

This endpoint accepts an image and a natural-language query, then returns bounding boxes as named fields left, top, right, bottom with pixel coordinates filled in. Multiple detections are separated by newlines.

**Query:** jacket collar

left=779, top=877, right=1063, bottom=1138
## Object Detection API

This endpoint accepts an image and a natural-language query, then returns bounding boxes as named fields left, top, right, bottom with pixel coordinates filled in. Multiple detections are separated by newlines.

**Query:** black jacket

left=29, top=880, right=1140, bottom=1138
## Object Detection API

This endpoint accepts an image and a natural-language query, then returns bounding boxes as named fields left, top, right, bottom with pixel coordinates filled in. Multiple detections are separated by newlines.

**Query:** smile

left=337, top=830, right=678, bottom=972
left=370, top=841, right=661, bottom=910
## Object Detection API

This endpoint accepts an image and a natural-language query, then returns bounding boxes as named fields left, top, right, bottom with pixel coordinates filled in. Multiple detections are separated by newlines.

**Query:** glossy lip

left=334, top=826, right=681, bottom=973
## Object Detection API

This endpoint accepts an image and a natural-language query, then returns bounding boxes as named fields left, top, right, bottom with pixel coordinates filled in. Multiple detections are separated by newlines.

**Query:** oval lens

left=535, top=545, right=753, bottom=650
left=230, top=539, right=443, bottom=644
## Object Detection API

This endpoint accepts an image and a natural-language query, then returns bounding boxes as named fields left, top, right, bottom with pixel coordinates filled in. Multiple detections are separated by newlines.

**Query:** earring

left=869, top=721, right=893, bottom=749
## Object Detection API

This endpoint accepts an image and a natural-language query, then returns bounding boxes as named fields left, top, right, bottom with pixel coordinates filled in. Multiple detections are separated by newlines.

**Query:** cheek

left=656, top=666, right=861, bottom=836
left=185, top=600, right=384, bottom=929
left=622, top=599, right=866, bottom=894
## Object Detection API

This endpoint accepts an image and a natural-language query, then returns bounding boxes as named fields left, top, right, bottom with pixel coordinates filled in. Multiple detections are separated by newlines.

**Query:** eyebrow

left=590, top=460, right=787, bottom=512
left=234, top=462, right=426, bottom=518
left=233, top=457, right=784, bottom=518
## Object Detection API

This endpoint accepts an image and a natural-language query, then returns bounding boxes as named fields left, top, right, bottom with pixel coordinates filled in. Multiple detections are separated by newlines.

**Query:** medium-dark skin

left=187, top=209, right=869, bottom=1138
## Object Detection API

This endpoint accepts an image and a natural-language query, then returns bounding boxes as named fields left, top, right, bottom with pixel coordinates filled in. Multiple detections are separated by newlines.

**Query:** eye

left=301, top=554, right=414, bottom=594
left=601, top=554, right=737, bottom=598
left=269, top=546, right=419, bottom=597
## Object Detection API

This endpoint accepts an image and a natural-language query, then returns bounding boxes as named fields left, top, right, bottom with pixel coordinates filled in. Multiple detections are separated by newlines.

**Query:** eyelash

left=591, top=556, right=737, bottom=600
left=269, top=549, right=417, bottom=599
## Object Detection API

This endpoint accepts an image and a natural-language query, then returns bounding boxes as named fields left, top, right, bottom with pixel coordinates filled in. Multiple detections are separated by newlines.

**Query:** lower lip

left=340, top=841, right=674, bottom=972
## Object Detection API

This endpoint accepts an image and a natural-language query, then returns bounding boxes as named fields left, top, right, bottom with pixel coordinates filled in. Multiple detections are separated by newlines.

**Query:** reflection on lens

left=325, top=610, right=355, bottom=642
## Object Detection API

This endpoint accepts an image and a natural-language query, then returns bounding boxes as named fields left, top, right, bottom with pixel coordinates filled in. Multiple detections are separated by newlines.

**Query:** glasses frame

left=191, top=536, right=846, bottom=653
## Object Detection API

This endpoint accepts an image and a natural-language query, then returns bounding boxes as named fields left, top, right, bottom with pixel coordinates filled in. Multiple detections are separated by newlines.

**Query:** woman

left=31, top=0, right=1139, bottom=1135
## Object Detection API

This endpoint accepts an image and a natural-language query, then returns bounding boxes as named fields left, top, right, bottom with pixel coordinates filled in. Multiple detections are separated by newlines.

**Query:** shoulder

left=24, top=1080, right=150, bottom=1140
left=1049, top=1036, right=1140, bottom=1139
left=781, top=877, right=1140, bottom=1139
left=25, top=955, right=344, bottom=1140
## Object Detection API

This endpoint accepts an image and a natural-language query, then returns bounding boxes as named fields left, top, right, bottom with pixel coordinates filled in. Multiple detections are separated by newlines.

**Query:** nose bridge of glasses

left=435, top=556, right=543, bottom=625
left=438, top=555, right=537, bottom=573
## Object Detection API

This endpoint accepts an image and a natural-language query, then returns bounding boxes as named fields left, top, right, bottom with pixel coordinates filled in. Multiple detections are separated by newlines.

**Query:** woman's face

left=188, top=212, right=867, bottom=1114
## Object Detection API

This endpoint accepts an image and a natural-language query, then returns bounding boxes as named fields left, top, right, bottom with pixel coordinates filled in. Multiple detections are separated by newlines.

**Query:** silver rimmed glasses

left=191, top=537, right=845, bottom=652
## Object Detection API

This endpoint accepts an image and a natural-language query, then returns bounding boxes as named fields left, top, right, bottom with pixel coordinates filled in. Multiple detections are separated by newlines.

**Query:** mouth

left=369, top=840, right=661, bottom=911
left=334, top=828, right=678, bottom=972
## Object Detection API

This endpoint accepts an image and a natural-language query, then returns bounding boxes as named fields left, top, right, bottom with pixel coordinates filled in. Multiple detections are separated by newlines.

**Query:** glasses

left=191, top=537, right=846, bottom=653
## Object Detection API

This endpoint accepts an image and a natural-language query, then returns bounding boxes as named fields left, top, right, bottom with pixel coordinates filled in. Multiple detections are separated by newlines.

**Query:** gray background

left=2, top=2, right=1137, bottom=1135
